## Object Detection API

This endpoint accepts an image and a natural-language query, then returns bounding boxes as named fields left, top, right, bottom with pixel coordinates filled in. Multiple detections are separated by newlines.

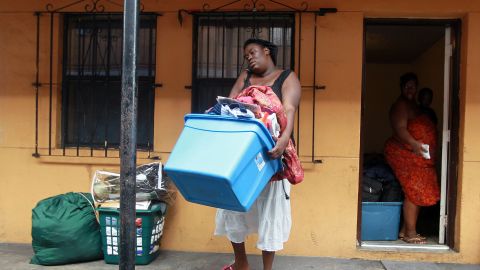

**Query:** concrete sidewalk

left=1, top=243, right=479, bottom=270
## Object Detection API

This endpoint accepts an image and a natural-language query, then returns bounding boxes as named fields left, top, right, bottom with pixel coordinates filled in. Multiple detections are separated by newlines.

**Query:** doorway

left=359, top=19, right=460, bottom=249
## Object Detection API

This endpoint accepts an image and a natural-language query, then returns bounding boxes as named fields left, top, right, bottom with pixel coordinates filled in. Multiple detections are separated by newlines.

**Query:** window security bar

left=33, top=0, right=157, bottom=158
left=182, top=1, right=337, bottom=164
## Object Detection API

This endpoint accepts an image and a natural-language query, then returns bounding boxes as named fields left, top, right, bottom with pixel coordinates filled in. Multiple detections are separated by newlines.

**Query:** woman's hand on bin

left=268, top=136, right=288, bottom=159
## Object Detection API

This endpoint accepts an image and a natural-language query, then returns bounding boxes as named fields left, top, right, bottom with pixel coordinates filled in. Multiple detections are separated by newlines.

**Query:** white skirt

left=214, top=179, right=291, bottom=252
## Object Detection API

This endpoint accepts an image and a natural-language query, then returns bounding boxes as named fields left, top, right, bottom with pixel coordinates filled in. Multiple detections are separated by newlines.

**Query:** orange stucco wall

left=1, top=0, right=480, bottom=264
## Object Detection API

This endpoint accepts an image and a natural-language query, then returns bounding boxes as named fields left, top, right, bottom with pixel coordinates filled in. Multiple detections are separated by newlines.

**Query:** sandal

left=222, top=264, right=234, bottom=270
left=402, top=235, right=427, bottom=244
left=399, top=232, right=426, bottom=241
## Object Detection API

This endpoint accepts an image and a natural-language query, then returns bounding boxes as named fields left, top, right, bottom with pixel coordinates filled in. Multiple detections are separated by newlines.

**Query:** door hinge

left=444, top=130, right=451, bottom=142
left=446, top=43, right=453, bottom=57
left=444, top=215, right=448, bottom=227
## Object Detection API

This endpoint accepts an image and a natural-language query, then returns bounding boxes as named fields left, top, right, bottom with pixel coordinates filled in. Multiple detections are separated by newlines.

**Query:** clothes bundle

left=207, top=97, right=280, bottom=138
left=362, top=154, right=403, bottom=202
left=31, top=193, right=103, bottom=265
left=208, top=85, right=304, bottom=185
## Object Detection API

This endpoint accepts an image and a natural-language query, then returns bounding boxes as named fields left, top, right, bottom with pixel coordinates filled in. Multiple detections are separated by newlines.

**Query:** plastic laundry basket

left=98, top=202, right=167, bottom=265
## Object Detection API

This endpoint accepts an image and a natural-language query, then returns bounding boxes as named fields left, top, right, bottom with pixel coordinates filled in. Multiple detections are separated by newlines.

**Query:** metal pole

left=296, top=12, right=302, bottom=155
left=312, top=14, right=317, bottom=163
left=120, top=0, right=140, bottom=269
left=33, top=12, right=40, bottom=158
left=48, top=13, right=54, bottom=156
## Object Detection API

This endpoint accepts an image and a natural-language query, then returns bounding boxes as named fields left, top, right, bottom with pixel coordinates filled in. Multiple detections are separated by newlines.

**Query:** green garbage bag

left=30, top=192, right=103, bottom=265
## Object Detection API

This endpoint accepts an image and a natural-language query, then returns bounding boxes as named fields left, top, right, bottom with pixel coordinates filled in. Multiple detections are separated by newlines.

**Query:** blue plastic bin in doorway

left=361, top=202, right=403, bottom=241
left=164, top=114, right=282, bottom=212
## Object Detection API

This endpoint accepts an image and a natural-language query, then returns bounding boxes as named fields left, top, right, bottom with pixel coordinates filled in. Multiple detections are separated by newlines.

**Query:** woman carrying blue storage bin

left=215, top=38, right=303, bottom=270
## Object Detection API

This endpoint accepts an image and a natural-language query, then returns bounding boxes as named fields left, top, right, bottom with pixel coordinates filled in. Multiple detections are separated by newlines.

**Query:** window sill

left=36, top=150, right=164, bottom=165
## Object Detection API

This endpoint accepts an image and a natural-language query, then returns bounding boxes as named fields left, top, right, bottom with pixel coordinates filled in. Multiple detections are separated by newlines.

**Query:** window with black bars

left=192, top=12, right=295, bottom=113
left=62, top=13, right=156, bottom=150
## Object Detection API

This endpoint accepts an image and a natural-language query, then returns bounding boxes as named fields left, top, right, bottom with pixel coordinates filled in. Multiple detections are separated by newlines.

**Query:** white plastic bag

left=91, top=162, right=175, bottom=205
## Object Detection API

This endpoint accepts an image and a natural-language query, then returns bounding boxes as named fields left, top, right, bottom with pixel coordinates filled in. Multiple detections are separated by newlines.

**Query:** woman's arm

left=268, top=71, right=301, bottom=159
left=390, top=100, right=423, bottom=155
left=228, top=70, right=248, bottom=98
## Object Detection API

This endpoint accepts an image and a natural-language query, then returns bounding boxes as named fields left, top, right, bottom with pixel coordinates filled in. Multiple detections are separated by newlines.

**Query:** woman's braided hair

left=243, top=38, right=278, bottom=65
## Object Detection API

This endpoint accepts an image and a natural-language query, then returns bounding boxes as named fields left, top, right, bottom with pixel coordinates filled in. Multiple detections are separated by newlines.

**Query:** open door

left=438, top=26, right=451, bottom=245
left=445, top=22, right=461, bottom=249
left=438, top=23, right=461, bottom=248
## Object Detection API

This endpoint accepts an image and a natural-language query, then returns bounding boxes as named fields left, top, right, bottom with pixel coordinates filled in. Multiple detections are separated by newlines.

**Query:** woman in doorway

left=384, top=72, right=440, bottom=244
left=214, top=38, right=301, bottom=270
left=418, top=87, right=438, bottom=126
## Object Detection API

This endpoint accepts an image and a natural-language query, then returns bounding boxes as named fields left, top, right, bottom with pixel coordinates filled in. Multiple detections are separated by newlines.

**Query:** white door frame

left=439, top=26, right=452, bottom=244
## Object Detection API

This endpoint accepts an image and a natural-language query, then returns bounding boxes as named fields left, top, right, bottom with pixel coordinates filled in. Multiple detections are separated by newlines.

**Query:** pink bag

left=235, top=85, right=304, bottom=185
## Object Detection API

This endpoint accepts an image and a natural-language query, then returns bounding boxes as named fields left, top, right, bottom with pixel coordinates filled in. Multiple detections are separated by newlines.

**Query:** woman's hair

left=399, top=72, right=419, bottom=90
left=243, top=38, right=278, bottom=65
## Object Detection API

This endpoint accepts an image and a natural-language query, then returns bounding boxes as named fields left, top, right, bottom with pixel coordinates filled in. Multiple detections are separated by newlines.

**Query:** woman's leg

left=231, top=242, right=249, bottom=270
left=262, top=250, right=275, bottom=270
left=401, top=197, right=428, bottom=244
left=403, top=197, right=420, bottom=237
left=399, top=222, right=406, bottom=238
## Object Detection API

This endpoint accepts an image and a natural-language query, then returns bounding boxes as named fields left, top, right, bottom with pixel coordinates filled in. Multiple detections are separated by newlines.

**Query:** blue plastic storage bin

left=164, top=114, right=282, bottom=212
left=361, top=202, right=403, bottom=241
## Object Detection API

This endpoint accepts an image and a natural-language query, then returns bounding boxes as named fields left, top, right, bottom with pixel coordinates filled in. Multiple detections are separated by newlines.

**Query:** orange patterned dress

left=384, top=114, right=440, bottom=206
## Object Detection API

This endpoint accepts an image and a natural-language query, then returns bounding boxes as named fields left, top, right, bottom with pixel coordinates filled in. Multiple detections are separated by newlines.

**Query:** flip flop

left=222, top=264, right=234, bottom=270
left=402, top=235, right=427, bottom=244
left=399, top=233, right=426, bottom=241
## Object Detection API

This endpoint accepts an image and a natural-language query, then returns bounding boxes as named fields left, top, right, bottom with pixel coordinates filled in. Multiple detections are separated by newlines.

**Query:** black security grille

left=192, top=12, right=295, bottom=113
left=61, top=13, right=156, bottom=150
